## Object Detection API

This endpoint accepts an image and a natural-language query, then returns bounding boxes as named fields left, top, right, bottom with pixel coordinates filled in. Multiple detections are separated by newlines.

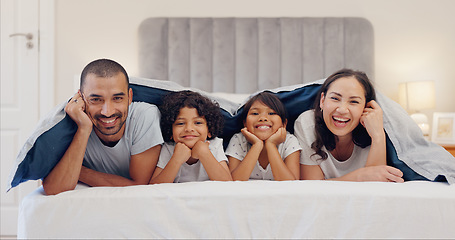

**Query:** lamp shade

left=398, top=81, right=435, bottom=111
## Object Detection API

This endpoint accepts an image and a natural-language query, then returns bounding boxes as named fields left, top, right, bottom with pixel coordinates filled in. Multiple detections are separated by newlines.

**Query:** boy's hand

left=173, top=142, right=192, bottom=164
left=191, top=141, right=210, bottom=160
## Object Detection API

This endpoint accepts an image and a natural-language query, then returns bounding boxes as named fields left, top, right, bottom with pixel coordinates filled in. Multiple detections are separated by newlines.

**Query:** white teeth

left=102, top=119, right=115, bottom=124
left=257, top=125, right=270, bottom=129
left=333, top=117, right=348, bottom=122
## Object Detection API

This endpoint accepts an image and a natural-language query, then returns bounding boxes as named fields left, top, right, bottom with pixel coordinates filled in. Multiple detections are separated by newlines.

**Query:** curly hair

left=312, top=69, right=376, bottom=160
left=159, top=90, right=224, bottom=142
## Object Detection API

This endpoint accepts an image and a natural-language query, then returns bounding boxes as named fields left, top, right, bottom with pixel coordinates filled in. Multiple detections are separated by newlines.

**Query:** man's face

left=81, top=72, right=132, bottom=144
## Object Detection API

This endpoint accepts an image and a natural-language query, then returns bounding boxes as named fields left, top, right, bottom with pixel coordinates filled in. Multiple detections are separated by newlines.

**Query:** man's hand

left=65, top=92, right=92, bottom=131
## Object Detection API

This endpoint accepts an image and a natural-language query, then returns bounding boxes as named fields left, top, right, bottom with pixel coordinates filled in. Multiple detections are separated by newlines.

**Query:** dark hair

left=312, top=69, right=376, bottom=160
left=80, top=59, right=129, bottom=91
left=241, top=91, right=287, bottom=125
left=159, top=90, right=224, bottom=142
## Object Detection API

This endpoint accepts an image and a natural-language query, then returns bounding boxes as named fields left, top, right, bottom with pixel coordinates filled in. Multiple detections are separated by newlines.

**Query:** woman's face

left=320, top=76, right=366, bottom=140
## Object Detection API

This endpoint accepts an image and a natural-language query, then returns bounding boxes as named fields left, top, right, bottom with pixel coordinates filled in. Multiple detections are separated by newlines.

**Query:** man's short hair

left=80, top=59, right=129, bottom=90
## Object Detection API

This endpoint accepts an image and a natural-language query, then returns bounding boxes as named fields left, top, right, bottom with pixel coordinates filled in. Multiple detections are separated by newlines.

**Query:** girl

left=150, top=91, right=232, bottom=183
left=226, top=92, right=301, bottom=181
left=294, top=69, right=404, bottom=182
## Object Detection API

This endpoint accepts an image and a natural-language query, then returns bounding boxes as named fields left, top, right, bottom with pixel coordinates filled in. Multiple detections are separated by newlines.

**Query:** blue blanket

left=7, top=78, right=455, bottom=190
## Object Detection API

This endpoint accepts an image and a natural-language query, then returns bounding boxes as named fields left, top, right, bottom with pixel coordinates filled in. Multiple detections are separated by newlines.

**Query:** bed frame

left=138, top=17, right=374, bottom=93
left=17, top=17, right=455, bottom=239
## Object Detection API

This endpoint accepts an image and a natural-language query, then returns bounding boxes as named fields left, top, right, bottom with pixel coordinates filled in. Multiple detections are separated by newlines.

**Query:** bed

left=11, top=17, right=455, bottom=238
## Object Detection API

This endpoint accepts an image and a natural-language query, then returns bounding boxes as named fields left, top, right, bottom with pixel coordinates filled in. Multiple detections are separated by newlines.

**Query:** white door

left=1, top=0, right=41, bottom=236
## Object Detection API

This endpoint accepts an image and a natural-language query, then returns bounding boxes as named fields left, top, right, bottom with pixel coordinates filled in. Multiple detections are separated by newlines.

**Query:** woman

left=294, top=69, right=404, bottom=182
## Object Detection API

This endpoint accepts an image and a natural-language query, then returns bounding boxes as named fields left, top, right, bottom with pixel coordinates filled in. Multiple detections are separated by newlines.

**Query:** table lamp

left=398, top=80, right=435, bottom=140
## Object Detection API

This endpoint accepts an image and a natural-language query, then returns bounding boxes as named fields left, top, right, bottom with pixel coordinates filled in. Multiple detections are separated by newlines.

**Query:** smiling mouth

left=100, top=118, right=116, bottom=124
left=332, top=116, right=350, bottom=126
left=255, top=125, right=272, bottom=131
left=182, top=135, right=198, bottom=139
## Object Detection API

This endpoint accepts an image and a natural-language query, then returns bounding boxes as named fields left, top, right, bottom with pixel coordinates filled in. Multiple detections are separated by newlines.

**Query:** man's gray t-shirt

left=83, top=102, right=163, bottom=179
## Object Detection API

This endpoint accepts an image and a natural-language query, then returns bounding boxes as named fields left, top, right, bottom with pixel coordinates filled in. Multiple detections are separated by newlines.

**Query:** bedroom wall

left=54, top=0, right=455, bottom=122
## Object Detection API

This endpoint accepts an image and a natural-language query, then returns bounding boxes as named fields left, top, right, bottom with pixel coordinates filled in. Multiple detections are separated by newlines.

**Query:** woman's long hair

left=312, top=69, right=376, bottom=160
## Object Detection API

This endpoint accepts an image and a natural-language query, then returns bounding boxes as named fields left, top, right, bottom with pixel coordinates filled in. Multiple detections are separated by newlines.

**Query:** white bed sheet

left=18, top=180, right=455, bottom=239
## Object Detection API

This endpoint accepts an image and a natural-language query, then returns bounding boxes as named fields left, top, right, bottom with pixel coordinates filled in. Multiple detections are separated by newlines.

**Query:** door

left=1, top=0, right=40, bottom=236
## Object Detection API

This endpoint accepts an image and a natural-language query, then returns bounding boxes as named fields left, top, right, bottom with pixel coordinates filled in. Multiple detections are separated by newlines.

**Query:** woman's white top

left=294, top=110, right=370, bottom=179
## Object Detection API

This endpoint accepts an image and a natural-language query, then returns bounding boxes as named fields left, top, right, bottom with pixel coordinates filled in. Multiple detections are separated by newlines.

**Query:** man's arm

left=79, top=144, right=162, bottom=186
left=42, top=93, right=92, bottom=195
left=42, top=128, right=91, bottom=195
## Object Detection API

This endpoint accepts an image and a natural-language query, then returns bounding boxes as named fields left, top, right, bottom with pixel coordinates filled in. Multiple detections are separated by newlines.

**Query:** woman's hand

left=360, top=100, right=384, bottom=140
left=352, top=165, right=404, bottom=182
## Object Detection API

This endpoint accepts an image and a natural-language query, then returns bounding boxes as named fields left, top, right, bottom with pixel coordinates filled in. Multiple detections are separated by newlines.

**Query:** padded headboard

left=138, top=17, right=374, bottom=93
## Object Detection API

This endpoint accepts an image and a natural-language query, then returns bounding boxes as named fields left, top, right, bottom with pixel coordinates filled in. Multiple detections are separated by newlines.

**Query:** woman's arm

left=300, top=164, right=325, bottom=180
left=361, top=100, right=386, bottom=166
left=300, top=164, right=404, bottom=182
left=328, top=165, right=404, bottom=182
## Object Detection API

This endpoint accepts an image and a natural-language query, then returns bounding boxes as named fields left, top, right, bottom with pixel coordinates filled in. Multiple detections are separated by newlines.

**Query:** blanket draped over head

left=7, top=77, right=455, bottom=190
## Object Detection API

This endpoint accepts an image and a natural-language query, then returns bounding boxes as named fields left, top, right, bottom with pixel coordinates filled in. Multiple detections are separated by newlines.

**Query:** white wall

left=55, top=0, right=455, bottom=120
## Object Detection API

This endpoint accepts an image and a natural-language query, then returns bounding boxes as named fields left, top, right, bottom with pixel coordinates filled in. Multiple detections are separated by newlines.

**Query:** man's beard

left=92, top=112, right=126, bottom=136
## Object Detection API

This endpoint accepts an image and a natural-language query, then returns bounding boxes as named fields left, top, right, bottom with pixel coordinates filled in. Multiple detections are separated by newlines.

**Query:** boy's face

left=172, top=107, right=210, bottom=148
left=244, top=100, right=283, bottom=141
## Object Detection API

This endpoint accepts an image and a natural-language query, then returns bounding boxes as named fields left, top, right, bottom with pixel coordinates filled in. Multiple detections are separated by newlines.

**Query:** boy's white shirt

left=157, top=137, right=227, bottom=183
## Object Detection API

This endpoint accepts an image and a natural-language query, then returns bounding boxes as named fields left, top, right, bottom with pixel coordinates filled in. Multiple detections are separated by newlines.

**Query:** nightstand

left=441, top=145, right=455, bottom=157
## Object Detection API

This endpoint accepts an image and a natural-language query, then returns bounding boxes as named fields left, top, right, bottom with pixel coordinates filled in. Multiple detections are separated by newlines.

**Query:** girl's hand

left=191, top=140, right=210, bottom=160
left=65, top=92, right=92, bottom=131
left=360, top=100, right=384, bottom=140
left=241, top=127, right=263, bottom=146
left=266, top=127, right=286, bottom=145
left=173, top=142, right=192, bottom=164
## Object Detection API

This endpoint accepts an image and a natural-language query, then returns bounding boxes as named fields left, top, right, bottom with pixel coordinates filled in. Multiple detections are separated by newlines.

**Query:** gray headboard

left=138, top=17, right=374, bottom=93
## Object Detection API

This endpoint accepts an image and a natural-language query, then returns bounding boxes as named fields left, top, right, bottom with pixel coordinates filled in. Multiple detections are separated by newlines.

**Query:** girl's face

left=320, top=76, right=366, bottom=140
left=172, top=107, right=210, bottom=148
left=244, top=100, right=284, bottom=141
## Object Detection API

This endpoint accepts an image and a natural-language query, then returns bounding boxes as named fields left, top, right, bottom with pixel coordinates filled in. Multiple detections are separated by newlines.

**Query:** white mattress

left=18, top=180, right=455, bottom=239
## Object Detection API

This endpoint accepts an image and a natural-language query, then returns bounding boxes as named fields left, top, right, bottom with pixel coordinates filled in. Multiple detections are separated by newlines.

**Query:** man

left=43, top=59, right=163, bottom=195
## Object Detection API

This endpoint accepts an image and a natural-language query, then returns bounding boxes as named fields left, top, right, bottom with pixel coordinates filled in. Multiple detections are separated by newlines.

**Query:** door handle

left=9, top=33, right=34, bottom=49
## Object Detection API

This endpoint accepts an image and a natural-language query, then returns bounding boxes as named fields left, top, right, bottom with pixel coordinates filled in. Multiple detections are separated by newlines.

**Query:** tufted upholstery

left=138, top=17, right=374, bottom=93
